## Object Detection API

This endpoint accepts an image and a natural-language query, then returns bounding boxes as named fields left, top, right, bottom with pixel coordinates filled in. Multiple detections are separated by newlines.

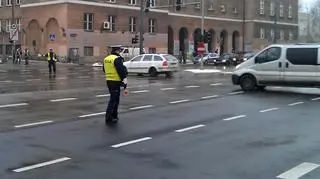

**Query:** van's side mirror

left=255, top=56, right=262, bottom=64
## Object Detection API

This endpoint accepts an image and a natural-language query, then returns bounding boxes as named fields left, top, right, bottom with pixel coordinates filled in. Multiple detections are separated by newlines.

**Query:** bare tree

left=308, top=0, right=320, bottom=42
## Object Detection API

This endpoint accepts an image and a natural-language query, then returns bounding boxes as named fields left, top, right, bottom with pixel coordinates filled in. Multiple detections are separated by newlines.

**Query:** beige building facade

left=1, top=0, right=299, bottom=61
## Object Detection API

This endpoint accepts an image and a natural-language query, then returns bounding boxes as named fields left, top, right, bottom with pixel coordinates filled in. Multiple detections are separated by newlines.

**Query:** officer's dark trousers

left=106, top=80, right=121, bottom=120
left=48, top=61, right=56, bottom=73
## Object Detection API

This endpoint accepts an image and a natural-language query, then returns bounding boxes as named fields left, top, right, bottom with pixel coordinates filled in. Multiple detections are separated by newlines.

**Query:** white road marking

left=96, top=94, right=110, bottom=98
left=201, top=95, right=219, bottom=99
left=288, top=102, right=304, bottom=106
left=79, top=112, right=105, bottom=118
left=210, top=83, right=223, bottom=86
left=13, top=157, right=71, bottom=173
left=129, top=105, right=154, bottom=110
left=26, top=79, right=41, bottom=82
left=276, top=162, right=320, bottom=179
left=49, top=98, right=77, bottom=102
left=185, top=85, right=200, bottom=88
left=0, top=70, right=6, bottom=72
left=169, top=99, right=190, bottom=104
left=223, top=115, right=247, bottom=121
left=160, top=87, right=176, bottom=91
left=78, top=76, right=90, bottom=79
left=311, top=97, right=320, bottom=101
left=259, top=108, right=279, bottom=113
left=55, top=77, right=67, bottom=80
left=131, top=90, right=150, bottom=94
left=175, top=124, right=205, bottom=133
left=111, top=137, right=152, bottom=148
left=185, top=69, right=222, bottom=73
left=14, top=121, right=53, bottom=128
left=228, top=91, right=244, bottom=95
left=0, top=80, right=13, bottom=83
left=0, top=103, right=28, bottom=108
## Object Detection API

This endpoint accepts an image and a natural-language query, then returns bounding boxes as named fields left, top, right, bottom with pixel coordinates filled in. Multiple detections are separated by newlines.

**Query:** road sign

left=9, top=27, right=19, bottom=41
left=197, top=42, right=205, bottom=55
left=11, top=24, right=17, bottom=29
left=49, top=33, right=56, bottom=41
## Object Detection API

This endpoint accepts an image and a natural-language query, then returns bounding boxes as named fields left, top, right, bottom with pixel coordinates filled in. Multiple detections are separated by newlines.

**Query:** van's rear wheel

left=240, top=74, right=256, bottom=91
left=149, top=67, right=158, bottom=77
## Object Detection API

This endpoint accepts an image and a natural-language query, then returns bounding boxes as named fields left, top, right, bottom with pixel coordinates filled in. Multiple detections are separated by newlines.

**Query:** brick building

left=1, top=0, right=299, bottom=61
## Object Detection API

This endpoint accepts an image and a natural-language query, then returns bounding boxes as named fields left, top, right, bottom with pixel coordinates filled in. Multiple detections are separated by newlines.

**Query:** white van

left=120, top=47, right=146, bottom=60
left=232, top=44, right=320, bottom=91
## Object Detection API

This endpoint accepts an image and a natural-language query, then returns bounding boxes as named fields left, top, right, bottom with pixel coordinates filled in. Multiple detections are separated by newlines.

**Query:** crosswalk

left=277, top=162, right=320, bottom=179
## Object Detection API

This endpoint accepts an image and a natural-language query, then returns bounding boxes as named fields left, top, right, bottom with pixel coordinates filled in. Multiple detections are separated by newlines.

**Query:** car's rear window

left=163, top=55, right=178, bottom=61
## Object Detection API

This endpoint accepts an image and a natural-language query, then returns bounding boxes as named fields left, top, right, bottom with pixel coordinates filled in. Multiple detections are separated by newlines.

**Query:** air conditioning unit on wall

left=103, top=21, right=110, bottom=30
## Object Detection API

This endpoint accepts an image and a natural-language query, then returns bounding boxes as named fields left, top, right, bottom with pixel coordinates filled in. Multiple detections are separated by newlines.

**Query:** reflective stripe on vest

left=47, top=53, right=56, bottom=61
left=103, top=55, right=121, bottom=81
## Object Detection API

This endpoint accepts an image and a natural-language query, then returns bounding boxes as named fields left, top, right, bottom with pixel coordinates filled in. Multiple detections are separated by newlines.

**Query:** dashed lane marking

left=201, top=95, right=219, bottom=99
left=169, top=99, right=190, bottom=104
left=175, top=124, right=205, bottom=133
left=26, top=79, right=41, bottom=82
left=14, top=121, right=53, bottom=128
left=96, top=94, right=110, bottom=98
left=78, top=76, right=90, bottom=79
left=79, top=112, right=105, bottom=118
left=228, top=91, right=244, bottom=95
left=0, top=80, right=13, bottom=83
left=0, top=103, right=28, bottom=108
left=13, top=157, right=71, bottom=173
left=131, top=90, right=150, bottom=94
left=185, top=85, right=200, bottom=88
left=50, top=98, right=77, bottom=102
left=111, top=137, right=152, bottom=148
left=210, top=83, right=223, bottom=86
left=276, top=162, right=320, bottom=179
left=311, top=97, right=320, bottom=101
left=129, top=105, right=154, bottom=110
left=223, top=115, right=247, bottom=121
left=288, top=102, right=304, bottom=106
left=259, top=108, right=279, bottom=113
left=160, top=88, right=176, bottom=91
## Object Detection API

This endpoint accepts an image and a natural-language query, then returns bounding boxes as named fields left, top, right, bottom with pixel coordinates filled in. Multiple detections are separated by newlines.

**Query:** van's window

left=153, top=56, right=163, bottom=61
left=286, top=48, right=318, bottom=65
left=142, top=55, right=153, bottom=61
left=255, top=47, right=281, bottom=64
left=163, top=55, right=178, bottom=61
left=131, top=55, right=142, bottom=62
left=123, top=49, right=129, bottom=53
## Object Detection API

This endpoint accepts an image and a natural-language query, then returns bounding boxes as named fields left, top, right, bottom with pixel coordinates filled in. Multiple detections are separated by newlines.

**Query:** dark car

left=215, top=53, right=237, bottom=66
left=192, top=53, right=219, bottom=64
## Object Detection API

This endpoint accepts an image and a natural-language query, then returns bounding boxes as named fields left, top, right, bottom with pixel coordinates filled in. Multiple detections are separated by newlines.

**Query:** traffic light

left=145, top=0, right=150, bottom=13
left=132, top=35, right=139, bottom=44
left=205, top=32, right=212, bottom=43
left=176, top=0, right=182, bottom=11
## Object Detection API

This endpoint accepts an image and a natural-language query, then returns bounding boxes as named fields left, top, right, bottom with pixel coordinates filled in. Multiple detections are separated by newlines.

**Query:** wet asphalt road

left=1, top=61, right=320, bottom=179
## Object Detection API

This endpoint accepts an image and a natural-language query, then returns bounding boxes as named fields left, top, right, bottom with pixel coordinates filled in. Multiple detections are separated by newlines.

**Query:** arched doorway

left=167, top=26, right=174, bottom=55
left=27, top=19, right=42, bottom=55
left=45, top=18, right=60, bottom=52
left=219, top=30, right=228, bottom=54
left=179, top=27, right=189, bottom=58
left=193, top=28, right=202, bottom=53
left=207, top=29, right=215, bottom=52
left=232, top=31, right=240, bottom=53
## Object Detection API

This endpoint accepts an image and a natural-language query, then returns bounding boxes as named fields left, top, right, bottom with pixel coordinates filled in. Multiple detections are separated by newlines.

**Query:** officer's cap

left=109, top=45, right=124, bottom=51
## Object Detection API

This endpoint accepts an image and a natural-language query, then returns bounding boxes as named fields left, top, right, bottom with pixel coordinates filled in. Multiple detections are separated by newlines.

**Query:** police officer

left=103, top=45, right=128, bottom=125
left=45, top=48, right=57, bottom=74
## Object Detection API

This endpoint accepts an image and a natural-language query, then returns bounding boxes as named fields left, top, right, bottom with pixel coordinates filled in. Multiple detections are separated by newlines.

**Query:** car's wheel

left=149, top=67, right=158, bottom=77
left=257, top=86, right=266, bottom=91
left=225, top=60, right=231, bottom=66
left=165, top=72, right=173, bottom=77
left=240, top=74, right=257, bottom=91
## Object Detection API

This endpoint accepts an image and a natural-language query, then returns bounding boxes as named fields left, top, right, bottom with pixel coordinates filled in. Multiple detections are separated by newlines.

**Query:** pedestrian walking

left=45, top=48, right=57, bottom=74
left=24, top=48, right=30, bottom=65
left=103, top=45, right=128, bottom=125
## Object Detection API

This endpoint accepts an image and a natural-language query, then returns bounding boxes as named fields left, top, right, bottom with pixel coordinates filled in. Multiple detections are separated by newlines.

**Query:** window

left=15, top=18, right=21, bottom=31
left=149, top=48, right=156, bottom=54
left=150, top=0, right=156, bottom=7
left=6, top=0, right=11, bottom=6
left=129, top=0, right=136, bottom=5
left=220, top=5, right=226, bottom=12
left=270, top=29, right=275, bottom=40
left=5, top=19, right=11, bottom=32
left=84, top=46, right=93, bottom=56
left=163, top=55, right=178, bottom=61
left=83, top=13, right=94, bottom=31
left=131, top=55, right=143, bottom=62
left=129, top=16, right=136, bottom=33
left=153, top=55, right=163, bottom=61
left=142, top=55, right=153, bottom=61
left=286, top=48, right=318, bottom=65
left=288, top=5, right=292, bottom=18
left=148, top=18, right=156, bottom=33
left=255, top=47, right=281, bottom=64
left=279, top=3, right=284, bottom=17
left=260, top=0, right=265, bottom=15
left=195, top=0, right=200, bottom=9
left=289, top=31, right=293, bottom=40
left=108, top=15, right=116, bottom=32
left=280, top=30, right=284, bottom=40
left=107, top=0, right=116, bottom=3
left=208, top=3, right=214, bottom=10
left=260, top=28, right=265, bottom=39
left=16, top=0, right=19, bottom=5
left=270, top=1, right=275, bottom=16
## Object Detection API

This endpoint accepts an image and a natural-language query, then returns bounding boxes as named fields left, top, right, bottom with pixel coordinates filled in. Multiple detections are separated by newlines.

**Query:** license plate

left=170, top=63, right=177, bottom=65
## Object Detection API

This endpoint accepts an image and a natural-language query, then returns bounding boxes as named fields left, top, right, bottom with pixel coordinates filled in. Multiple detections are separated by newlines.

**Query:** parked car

left=215, top=53, right=237, bottom=66
left=232, top=44, right=320, bottom=91
left=192, top=53, right=220, bottom=64
left=124, top=54, right=179, bottom=77
left=239, top=52, right=258, bottom=63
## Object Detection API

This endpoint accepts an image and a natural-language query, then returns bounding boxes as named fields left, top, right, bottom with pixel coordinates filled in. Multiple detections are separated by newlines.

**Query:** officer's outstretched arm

left=114, top=57, right=127, bottom=81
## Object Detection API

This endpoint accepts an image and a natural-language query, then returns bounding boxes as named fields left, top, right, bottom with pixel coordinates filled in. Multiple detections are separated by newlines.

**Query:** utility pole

left=139, top=0, right=144, bottom=55
left=200, top=0, right=205, bottom=69
left=1, top=28, right=5, bottom=58
left=273, top=1, right=278, bottom=44
left=242, top=0, right=246, bottom=52
left=11, top=0, right=16, bottom=63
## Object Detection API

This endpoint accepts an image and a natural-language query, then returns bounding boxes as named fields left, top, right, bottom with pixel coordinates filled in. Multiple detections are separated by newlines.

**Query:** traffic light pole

left=139, top=0, right=144, bottom=55
left=200, top=0, right=205, bottom=70
left=11, top=0, right=15, bottom=63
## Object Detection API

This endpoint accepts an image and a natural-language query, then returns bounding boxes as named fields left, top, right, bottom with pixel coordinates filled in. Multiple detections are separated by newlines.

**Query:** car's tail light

left=162, top=60, right=168, bottom=67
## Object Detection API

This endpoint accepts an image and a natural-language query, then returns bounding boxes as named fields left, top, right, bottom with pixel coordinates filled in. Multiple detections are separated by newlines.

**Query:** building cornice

left=21, top=0, right=298, bottom=26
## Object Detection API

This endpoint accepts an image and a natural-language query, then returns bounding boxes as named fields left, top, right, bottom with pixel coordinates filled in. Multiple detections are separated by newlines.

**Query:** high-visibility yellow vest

left=103, top=55, right=121, bottom=81
left=47, top=53, right=57, bottom=61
